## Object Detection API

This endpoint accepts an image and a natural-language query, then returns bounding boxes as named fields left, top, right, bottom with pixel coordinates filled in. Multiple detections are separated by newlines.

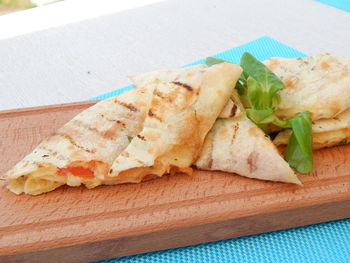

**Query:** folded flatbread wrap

left=2, top=63, right=242, bottom=194
left=108, top=62, right=243, bottom=182
left=1, top=86, right=154, bottom=195
left=195, top=91, right=301, bottom=184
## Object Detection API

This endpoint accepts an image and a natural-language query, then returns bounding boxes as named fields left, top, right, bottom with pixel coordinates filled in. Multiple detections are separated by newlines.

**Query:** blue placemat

left=94, top=36, right=350, bottom=263
left=97, top=219, right=350, bottom=263
left=316, top=0, right=350, bottom=12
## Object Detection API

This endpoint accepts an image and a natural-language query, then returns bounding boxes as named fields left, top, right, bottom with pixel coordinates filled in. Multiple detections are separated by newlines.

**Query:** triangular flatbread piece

left=195, top=93, right=301, bottom=184
left=264, top=53, right=350, bottom=121
left=108, top=62, right=243, bottom=182
left=264, top=54, right=350, bottom=150
left=1, top=85, right=155, bottom=195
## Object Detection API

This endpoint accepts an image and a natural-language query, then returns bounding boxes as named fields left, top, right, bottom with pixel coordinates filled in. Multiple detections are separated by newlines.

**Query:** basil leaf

left=205, top=57, right=227, bottom=66
left=285, top=111, right=313, bottom=173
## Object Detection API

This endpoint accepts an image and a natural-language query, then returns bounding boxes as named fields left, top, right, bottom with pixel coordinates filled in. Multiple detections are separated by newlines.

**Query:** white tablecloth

left=0, top=0, right=349, bottom=111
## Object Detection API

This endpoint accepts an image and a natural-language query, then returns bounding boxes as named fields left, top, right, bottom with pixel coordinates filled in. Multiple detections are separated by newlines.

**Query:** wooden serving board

left=0, top=101, right=350, bottom=263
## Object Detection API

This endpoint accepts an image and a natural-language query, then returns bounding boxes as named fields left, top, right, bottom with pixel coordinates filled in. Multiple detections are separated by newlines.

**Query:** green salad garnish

left=205, top=52, right=313, bottom=174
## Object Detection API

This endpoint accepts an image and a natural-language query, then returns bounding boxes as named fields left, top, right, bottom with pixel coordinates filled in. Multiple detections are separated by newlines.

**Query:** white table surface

left=0, top=0, right=349, bottom=111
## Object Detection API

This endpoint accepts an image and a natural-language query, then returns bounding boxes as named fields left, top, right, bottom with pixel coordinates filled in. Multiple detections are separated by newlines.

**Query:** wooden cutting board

left=0, top=101, right=349, bottom=263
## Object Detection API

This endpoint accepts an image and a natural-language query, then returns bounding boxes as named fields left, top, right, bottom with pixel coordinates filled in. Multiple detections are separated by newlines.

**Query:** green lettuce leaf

left=205, top=57, right=227, bottom=66
left=240, top=52, right=284, bottom=109
left=206, top=53, right=313, bottom=173
left=285, top=111, right=313, bottom=173
left=239, top=52, right=313, bottom=174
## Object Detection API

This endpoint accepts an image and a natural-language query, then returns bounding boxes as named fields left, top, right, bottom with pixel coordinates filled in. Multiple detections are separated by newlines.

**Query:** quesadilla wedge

left=264, top=53, right=350, bottom=121
left=2, top=63, right=242, bottom=195
left=264, top=54, right=350, bottom=150
left=195, top=91, right=301, bottom=184
left=108, top=62, right=243, bottom=182
left=1, top=85, right=155, bottom=195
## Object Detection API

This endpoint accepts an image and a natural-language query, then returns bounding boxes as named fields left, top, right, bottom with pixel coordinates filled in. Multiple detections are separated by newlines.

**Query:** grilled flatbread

left=196, top=93, right=300, bottom=184
left=2, top=63, right=242, bottom=195
left=264, top=54, right=350, bottom=150
left=1, top=86, right=154, bottom=195
left=274, top=108, right=350, bottom=150
left=108, top=62, right=243, bottom=182
left=264, top=54, right=350, bottom=121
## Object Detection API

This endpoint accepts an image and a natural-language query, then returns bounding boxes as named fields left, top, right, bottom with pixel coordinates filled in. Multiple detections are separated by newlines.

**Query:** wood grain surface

left=0, top=101, right=349, bottom=263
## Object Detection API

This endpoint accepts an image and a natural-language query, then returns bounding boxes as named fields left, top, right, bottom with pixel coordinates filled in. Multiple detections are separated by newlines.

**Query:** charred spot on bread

left=171, top=81, right=193, bottom=92
left=137, top=134, right=146, bottom=141
left=230, top=104, right=238, bottom=117
left=114, top=99, right=138, bottom=112
left=148, top=110, right=162, bottom=121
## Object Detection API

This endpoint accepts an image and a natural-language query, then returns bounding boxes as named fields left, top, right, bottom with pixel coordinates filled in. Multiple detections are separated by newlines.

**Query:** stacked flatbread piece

left=266, top=54, right=350, bottom=150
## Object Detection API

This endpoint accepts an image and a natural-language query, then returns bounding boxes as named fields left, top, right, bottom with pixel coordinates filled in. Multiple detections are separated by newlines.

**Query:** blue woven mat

left=94, top=36, right=350, bottom=263
left=316, top=0, right=350, bottom=12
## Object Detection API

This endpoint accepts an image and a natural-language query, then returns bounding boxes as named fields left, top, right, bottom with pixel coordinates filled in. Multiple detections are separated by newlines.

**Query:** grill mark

left=110, top=119, right=126, bottom=127
left=58, top=133, right=97, bottom=154
left=154, top=90, right=166, bottom=99
left=230, top=104, right=238, bottom=118
left=114, top=99, right=138, bottom=112
left=247, top=152, right=258, bottom=173
left=73, top=119, right=125, bottom=141
left=100, top=113, right=126, bottom=127
left=171, top=81, right=193, bottom=92
left=148, top=110, right=162, bottom=121
left=72, top=120, right=101, bottom=135
left=134, top=157, right=147, bottom=166
left=137, top=134, right=146, bottom=141
left=154, top=90, right=174, bottom=103
left=230, top=123, right=240, bottom=144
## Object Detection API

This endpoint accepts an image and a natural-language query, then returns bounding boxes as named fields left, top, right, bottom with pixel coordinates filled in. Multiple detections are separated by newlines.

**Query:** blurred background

left=0, top=0, right=57, bottom=15
left=1, top=0, right=349, bottom=111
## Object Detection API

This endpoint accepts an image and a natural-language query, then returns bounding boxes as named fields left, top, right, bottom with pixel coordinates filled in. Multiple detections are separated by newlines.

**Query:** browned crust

left=114, top=99, right=138, bottom=112
left=230, top=123, right=240, bottom=144
left=136, top=135, right=146, bottom=141
left=148, top=110, right=162, bottom=121
left=171, top=81, right=193, bottom=92
left=57, top=133, right=97, bottom=154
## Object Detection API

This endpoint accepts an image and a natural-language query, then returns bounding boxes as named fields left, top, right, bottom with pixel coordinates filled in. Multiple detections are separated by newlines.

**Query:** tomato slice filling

left=58, top=166, right=94, bottom=178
